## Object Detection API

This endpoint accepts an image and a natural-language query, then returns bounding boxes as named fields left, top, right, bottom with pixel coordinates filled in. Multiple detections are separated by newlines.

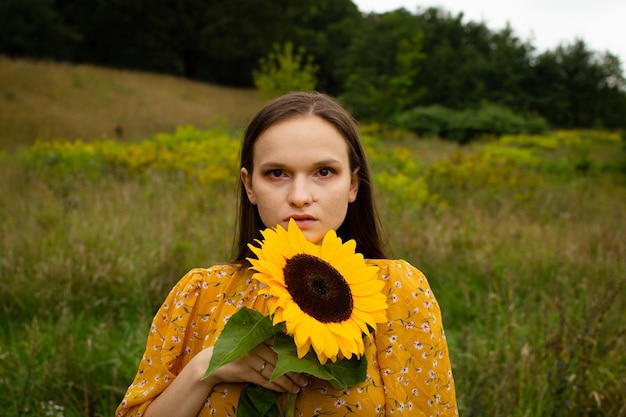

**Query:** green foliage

left=0, top=0, right=76, bottom=59
left=491, top=130, right=625, bottom=177
left=393, top=105, right=454, bottom=138
left=529, top=40, right=626, bottom=129
left=238, top=385, right=281, bottom=417
left=396, top=104, right=549, bottom=143
left=446, top=104, right=549, bottom=143
left=286, top=0, right=362, bottom=93
left=22, top=125, right=240, bottom=186
left=337, top=10, right=425, bottom=122
left=363, top=138, right=440, bottom=213
left=205, top=308, right=278, bottom=377
left=253, top=42, right=318, bottom=101
left=425, top=149, right=543, bottom=205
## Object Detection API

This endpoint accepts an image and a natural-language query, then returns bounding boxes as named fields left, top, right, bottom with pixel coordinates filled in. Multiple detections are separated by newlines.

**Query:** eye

left=267, top=169, right=284, bottom=178
left=318, top=167, right=333, bottom=177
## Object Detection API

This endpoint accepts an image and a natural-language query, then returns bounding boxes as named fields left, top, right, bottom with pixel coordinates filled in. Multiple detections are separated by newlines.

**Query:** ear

left=240, top=167, right=257, bottom=204
left=348, top=167, right=359, bottom=203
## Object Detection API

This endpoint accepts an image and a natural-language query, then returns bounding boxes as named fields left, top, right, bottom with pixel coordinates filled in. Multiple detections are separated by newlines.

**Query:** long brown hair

left=233, top=91, right=386, bottom=264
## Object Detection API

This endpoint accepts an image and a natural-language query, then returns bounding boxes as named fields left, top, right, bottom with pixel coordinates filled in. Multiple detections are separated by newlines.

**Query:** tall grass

left=379, top=131, right=626, bottom=416
left=1, top=157, right=237, bottom=416
left=1, top=123, right=625, bottom=415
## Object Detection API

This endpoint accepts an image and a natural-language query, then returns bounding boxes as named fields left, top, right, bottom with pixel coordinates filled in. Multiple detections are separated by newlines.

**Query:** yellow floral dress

left=116, top=260, right=458, bottom=416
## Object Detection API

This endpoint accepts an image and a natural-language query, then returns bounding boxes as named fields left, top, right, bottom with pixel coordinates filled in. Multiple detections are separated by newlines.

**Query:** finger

left=255, top=341, right=276, bottom=359
left=253, top=345, right=278, bottom=373
left=285, top=371, right=309, bottom=388
left=252, top=348, right=308, bottom=390
left=252, top=361, right=289, bottom=392
left=260, top=362, right=304, bottom=394
left=258, top=359, right=271, bottom=379
left=250, top=343, right=307, bottom=392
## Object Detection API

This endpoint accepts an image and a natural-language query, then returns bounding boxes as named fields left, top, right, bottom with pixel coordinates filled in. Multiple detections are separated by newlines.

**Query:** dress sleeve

left=115, top=268, right=210, bottom=417
left=375, top=260, right=458, bottom=416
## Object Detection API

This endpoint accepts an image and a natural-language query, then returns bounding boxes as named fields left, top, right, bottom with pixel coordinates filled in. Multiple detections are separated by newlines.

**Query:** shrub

left=392, top=105, right=453, bottom=138
left=22, top=126, right=240, bottom=186
left=252, top=42, right=318, bottom=102
left=396, top=104, right=549, bottom=143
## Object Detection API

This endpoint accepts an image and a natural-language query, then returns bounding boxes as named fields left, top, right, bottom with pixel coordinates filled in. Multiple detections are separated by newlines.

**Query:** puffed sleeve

left=375, top=260, right=458, bottom=416
left=115, top=268, right=211, bottom=417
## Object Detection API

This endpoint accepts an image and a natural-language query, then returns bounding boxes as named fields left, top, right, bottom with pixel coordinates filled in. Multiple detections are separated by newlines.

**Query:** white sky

left=353, top=0, right=626, bottom=75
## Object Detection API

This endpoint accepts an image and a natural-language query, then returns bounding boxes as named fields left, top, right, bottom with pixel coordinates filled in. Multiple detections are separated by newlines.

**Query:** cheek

left=253, top=194, right=281, bottom=224
left=329, top=192, right=352, bottom=225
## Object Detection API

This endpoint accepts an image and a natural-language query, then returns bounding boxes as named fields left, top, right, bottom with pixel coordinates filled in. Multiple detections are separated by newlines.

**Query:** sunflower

left=248, top=219, right=388, bottom=364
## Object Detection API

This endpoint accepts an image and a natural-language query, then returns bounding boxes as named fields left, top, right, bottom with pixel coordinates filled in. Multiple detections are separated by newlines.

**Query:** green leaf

left=204, top=307, right=277, bottom=378
left=203, top=307, right=367, bottom=391
left=237, top=384, right=280, bottom=417
left=271, top=332, right=335, bottom=382
left=270, top=333, right=367, bottom=390
left=323, top=355, right=368, bottom=389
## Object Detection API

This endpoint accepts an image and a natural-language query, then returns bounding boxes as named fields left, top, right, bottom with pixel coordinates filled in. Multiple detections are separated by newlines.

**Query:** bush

left=252, top=42, right=318, bottom=102
left=395, top=104, right=549, bottom=143
left=393, top=105, right=453, bottom=138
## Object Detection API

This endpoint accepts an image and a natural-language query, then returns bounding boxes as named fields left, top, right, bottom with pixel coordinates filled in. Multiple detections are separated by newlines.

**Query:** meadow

left=0, top=56, right=264, bottom=150
left=1, top=59, right=625, bottom=417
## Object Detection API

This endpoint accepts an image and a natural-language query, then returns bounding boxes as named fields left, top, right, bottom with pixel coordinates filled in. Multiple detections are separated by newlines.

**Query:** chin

left=303, top=231, right=324, bottom=245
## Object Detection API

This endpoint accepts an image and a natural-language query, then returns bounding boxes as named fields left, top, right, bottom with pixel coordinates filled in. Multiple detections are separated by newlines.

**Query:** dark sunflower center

left=283, top=254, right=353, bottom=323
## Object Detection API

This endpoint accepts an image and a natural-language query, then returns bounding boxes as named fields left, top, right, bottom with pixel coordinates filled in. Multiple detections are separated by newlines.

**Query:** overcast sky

left=353, top=0, right=626, bottom=74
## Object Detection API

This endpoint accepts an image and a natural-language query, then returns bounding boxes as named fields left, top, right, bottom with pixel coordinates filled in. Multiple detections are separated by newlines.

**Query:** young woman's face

left=241, top=115, right=359, bottom=244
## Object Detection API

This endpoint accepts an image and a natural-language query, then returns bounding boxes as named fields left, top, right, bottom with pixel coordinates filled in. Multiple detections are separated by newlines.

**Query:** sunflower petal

left=320, top=229, right=340, bottom=259
left=296, top=339, right=311, bottom=358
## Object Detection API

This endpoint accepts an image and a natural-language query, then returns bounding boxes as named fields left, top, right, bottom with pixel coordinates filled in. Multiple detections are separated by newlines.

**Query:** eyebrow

left=257, top=158, right=344, bottom=169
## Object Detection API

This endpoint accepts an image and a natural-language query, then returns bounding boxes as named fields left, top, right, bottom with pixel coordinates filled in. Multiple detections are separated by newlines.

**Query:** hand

left=203, top=339, right=309, bottom=394
left=144, top=340, right=309, bottom=417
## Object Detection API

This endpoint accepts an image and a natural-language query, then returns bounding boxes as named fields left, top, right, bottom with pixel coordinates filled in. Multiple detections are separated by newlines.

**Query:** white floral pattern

left=116, top=260, right=458, bottom=416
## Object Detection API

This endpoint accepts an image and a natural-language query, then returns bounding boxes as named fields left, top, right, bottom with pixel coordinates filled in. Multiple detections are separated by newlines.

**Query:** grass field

left=0, top=56, right=264, bottom=151
left=1, top=58, right=625, bottom=417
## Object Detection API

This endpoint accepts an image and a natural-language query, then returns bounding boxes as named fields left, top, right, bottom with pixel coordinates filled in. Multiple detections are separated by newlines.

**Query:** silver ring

left=259, top=361, right=267, bottom=373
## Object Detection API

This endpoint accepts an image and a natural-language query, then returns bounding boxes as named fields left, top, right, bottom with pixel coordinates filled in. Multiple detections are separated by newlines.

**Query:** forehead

left=253, top=116, right=350, bottom=163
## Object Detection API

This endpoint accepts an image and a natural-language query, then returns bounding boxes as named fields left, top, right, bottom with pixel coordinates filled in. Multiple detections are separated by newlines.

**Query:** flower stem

left=283, top=392, right=297, bottom=417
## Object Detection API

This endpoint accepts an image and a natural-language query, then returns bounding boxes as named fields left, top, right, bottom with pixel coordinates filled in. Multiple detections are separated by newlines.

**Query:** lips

left=285, top=215, right=317, bottom=229
left=285, top=214, right=316, bottom=221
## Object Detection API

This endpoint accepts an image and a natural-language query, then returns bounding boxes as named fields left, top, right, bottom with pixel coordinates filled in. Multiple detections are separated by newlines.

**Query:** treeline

left=2, top=0, right=625, bottom=130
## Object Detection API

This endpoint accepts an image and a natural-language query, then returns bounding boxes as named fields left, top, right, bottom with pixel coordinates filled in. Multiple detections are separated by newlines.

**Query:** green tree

left=0, top=0, right=77, bottom=59
left=410, top=8, right=503, bottom=109
left=49, top=0, right=309, bottom=83
left=133, top=0, right=295, bottom=81
left=52, top=0, right=178, bottom=72
left=337, top=9, right=425, bottom=122
left=480, top=25, right=536, bottom=112
left=528, top=40, right=626, bottom=128
left=410, top=8, right=480, bottom=108
left=253, top=42, right=318, bottom=101
left=286, top=0, right=361, bottom=94
left=408, top=8, right=538, bottom=116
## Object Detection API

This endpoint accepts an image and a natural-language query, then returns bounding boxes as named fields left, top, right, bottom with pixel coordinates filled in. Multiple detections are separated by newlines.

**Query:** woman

left=116, top=91, right=458, bottom=416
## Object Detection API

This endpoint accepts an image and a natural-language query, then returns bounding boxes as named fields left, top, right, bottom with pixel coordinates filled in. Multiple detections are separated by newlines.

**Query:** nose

left=288, top=176, right=314, bottom=207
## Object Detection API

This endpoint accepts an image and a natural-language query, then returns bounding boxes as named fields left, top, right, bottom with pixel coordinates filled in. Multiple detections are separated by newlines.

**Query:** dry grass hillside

left=0, top=56, right=264, bottom=150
